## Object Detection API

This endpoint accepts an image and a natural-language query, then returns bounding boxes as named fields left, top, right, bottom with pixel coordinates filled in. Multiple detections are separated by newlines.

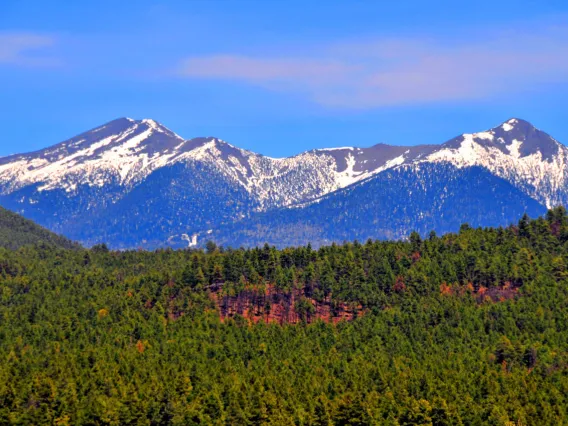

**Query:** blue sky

left=2, top=0, right=568, bottom=157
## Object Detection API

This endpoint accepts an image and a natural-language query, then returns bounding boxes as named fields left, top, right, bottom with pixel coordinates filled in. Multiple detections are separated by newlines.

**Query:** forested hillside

left=0, top=206, right=79, bottom=250
left=208, top=164, right=546, bottom=248
left=1, top=209, right=568, bottom=424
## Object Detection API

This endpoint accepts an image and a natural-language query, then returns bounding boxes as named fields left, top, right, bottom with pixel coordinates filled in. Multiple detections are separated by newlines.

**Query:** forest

left=0, top=206, right=79, bottom=251
left=1, top=208, right=568, bottom=424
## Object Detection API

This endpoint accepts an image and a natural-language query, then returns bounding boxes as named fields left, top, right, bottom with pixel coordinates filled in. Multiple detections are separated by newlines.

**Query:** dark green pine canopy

left=0, top=207, right=567, bottom=424
left=0, top=205, right=79, bottom=250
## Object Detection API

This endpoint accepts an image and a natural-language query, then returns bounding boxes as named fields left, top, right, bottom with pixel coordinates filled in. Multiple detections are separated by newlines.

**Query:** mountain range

left=0, top=117, right=563, bottom=248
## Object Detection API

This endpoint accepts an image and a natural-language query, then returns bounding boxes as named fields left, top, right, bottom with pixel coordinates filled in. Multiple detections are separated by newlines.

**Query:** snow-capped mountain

left=0, top=117, right=434, bottom=210
left=0, top=117, right=565, bottom=248
left=0, top=118, right=185, bottom=194
left=422, top=118, right=568, bottom=208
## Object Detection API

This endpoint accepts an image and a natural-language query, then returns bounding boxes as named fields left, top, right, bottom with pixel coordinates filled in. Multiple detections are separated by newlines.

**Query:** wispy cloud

left=176, top=24, right=568, bottom=108
left=179, top=55, right=357, bottom=85
left=0, top=32, right=58, bottom=67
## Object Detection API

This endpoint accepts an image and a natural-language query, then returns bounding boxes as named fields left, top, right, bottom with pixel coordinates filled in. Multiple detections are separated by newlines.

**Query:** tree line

left=1, top=208, right=568, bottom=424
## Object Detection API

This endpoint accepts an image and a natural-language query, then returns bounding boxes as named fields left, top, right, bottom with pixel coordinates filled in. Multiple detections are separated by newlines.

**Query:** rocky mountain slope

left=0, top=117, right=564, bottom=248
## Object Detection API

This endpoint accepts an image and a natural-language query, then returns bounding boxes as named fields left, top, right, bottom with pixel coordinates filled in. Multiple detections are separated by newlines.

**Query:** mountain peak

left=498, top=118, right=533, bottom=132
left=97, top=117, right=182, bottom=141
left=140, top=118, right=169, bottom=132
left=436, top=118, right=562, bottom=161
left=488, top=118, right=561, bottom=160
left=0, top=116, right=189, bottom=193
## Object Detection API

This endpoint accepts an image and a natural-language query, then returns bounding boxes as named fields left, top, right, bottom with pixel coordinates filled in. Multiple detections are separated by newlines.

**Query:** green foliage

left=1, top=208, right=568, bottom=424
left=0, top=206, right=79, bottom=250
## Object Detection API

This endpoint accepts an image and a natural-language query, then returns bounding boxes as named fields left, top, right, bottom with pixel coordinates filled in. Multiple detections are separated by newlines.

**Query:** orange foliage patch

left=440, top=282, right=452, bottom=295
left=393, top=276, right=406, bottom=293
left=210, top=283, right=364, bottom=325
left=439, top=281, right=519, bottom=304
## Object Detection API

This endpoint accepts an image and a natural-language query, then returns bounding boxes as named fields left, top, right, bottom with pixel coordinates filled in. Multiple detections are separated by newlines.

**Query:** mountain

left=0, top=205, right=79, bottom=250
left=0, top=118, right=436, bottom=247
left=0, top=117, right=565, bottom=248
left=422, top=118, right=568, bottom=208
left=0, top=117, right=435, bottom=210
left=204, top=163, right=547, bottom=248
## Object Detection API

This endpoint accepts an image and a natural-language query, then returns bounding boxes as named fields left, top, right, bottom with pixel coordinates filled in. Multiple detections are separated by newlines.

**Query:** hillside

left=1, top=209, right=568, bottom=424
left=207, top=163, right=547, bottom=248
left=0, top=205, right=79, bottom=250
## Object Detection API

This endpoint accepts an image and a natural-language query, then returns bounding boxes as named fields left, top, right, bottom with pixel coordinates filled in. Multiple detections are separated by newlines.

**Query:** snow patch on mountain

left=336, top=153, right=361, bottom=187
left=507, top=140, right=522, bottom=158
left=502, top=118, right=520, bottom=132
left=317, top=146, right=355, bottom=152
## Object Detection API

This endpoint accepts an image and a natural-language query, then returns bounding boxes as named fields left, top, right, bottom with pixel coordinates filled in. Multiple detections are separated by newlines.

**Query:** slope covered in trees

left=207, top=164, right=547, bottom=248
left=1, top=209, right=568, bottom=424
left=0, top=205, right=79, bottom=250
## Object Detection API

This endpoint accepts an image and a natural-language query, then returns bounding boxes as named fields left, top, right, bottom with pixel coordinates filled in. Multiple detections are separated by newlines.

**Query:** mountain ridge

left=0, top=116, right=565, bottom=248
left=203, top=163, right=547, bottom=248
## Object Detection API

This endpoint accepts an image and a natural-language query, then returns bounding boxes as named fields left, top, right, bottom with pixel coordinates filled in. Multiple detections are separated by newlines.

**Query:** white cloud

left=0, top=32, right=58, bottom=67
left=176, top=25, right=568, bottom=108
